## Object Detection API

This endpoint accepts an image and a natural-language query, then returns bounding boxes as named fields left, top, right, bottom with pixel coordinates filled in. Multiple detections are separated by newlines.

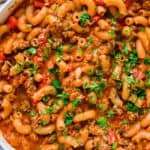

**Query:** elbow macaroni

left=0, top=0, right=149, bottom=149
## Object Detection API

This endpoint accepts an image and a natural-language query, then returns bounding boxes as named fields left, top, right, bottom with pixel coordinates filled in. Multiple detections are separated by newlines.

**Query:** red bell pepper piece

left=7, top=16, right=18, bottom=30
left=34, top=1, right=44, bottom=8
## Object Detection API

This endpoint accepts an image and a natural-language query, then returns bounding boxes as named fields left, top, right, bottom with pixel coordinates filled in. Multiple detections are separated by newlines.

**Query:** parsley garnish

left=28, top=64, right=39, bottom=75
left=49, top=67, right=59, bottom=75
left=79, top=13, right=90, bottom=26
left=111, top=142, right=117, bottom=150
left=56, top=44, right=63, bottom=56
left=43, top=49, right=49, bottom=61
left=29, top=111, right=37, bottom=117
left=72, top=98, right=80, bottom=107
left=108, top=30, right=116, bottom=36
left=107, top=110, right=116, bottom=118
left=27, top=47, right=36, bottom=55
left=64, top=112, right=74, bottom=125
left=52, top=79, right=61, bottom=89
left=127, top=76, right=140, bottom=85
left=97, top=117, right=108, bottom=128
left=144, top=58, right=150, bottom=65
left=122, top=43, right=129, bottom=55
left=126, top=102, right=142, bottom=112
left=86, top=37, right=93, bottom=46
left=42, top=95, right=49, bottom=103
left=123, top=50, right=139, bottom=72
left=132, top=88, right=146, bottom=99
left=56, top=91, right=69, bottom=105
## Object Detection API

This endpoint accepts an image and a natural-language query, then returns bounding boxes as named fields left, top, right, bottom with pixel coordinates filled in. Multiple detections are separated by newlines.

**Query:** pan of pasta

left=0, top=0, right=150, bottom=149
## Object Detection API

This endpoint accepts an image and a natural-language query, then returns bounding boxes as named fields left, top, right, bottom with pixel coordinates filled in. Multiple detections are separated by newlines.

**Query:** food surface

left=0, top=0, right=150, bottom=149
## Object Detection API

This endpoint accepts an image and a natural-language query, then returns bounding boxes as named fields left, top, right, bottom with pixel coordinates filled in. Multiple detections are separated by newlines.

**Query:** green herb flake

left=52, top=79, right=61, bottom=89
left=132, top=88, right=146, bottom=99
left=43, top=49, right=49, bottom=61
left=42, top=95, right=49, bottom=103
left=107, top=110, right=116, bottom=118
left=56, top=91, right=69, bottom=105
left=56, top=44, right=63, bottom=56
left=27, top=47, right=37, bottom=55
left=49, top=67, right=59, bottom=75
left=97, top=117, right=108, bottom=128
left=29, top=64, right=39, bottom=75
left=126, top=102, right=142, bottom=112
left=48, top=38, right=54, bottom=44
left=122, top=43, right=129, bottom=55
left=39, top=120, right=47, bottom=126
left=79, top=13, right=90, bottom=26
left=138, top=27, right=145, bottom=32
left=144, top=58, right=150, bottom=65
left=127, top=76, right=140, bottom=85
left=98, top=103, right=103, bottom=110
left=108, top=30, right=116, bottom=36
left=72, top=98, right=80, bottom=107
left=86, top=37, right=93, bottom=46
left=29, top=111, right=37, bottom=117
left=64, top=112, right=74, bottom=126
left=111, top=142, right=118, bottom=150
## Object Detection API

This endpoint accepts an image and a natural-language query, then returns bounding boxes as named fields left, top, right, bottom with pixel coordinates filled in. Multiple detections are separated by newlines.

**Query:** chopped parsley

left=123, top=50, right=139, bottom=73
left=79, top=13, right=90, bottom=26
left=56, top=91, right=69, bottom=105
left=97, top=117, right=108, bottom=128
left=115, top=80, right=123, bottom=90
left=122, top=43, right=129, bottom=55
left=42, top=95, right=49, bottom=103
left=126, top=102, right=142, bottom=112
left=86, top=37, right=93, bottom=46
left=56, top=44, right=63, bottom=56
left=43, top=49, right=50, bottom=61
left=98, top=103, right=103, bottom=110
left=29, top=111, right=37, bottom=117
left=64, top=112, right=74, bottom=125
left=132, top=88, right=146, bottom=99
left=107, top=110, right=116, bottom=118
left=127, top=76, right=140, bottom=85
left=111, top=142, right=118, bottom=150
left=72, top=98, right=80, bottom=107
left=138, top=27, right=145, bottom=32
left=48, top=38, right=55, bottom=44
left=108, top=30, right=116, bottom=36
left=28, top=64, right=39, bottom=75
left=43, top=102, right=58, bottom=114
left=49, top=67, right=59, bottom=75
left=52, top=79, right=61, bottom=89
left=27, top=47, right=36, bottom=55
left=144, top=58, right=150, bottom=65
left=86, top=81, right=107, bottom=93
left=39, top=120, right=47, bottom=126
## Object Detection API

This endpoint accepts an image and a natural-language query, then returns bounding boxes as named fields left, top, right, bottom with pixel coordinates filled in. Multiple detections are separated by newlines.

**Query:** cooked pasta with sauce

left=0, top=0, right=150, bottom=149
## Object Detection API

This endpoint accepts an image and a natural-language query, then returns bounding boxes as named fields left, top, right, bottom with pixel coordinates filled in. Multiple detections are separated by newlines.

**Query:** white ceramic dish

left=0, top=132, right=14, bottom=150
left=0, top=0, right=24, bottom=149
left=0, top=0, right=24, bottom=24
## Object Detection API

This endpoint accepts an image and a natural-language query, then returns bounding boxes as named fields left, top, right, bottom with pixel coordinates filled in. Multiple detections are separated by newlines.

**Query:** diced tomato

left=0, top=52, right=6, bottom=64
left=34, top=0, right=44, bottom=8
left=107, top=129, right=118, bottom=144
left=125, top=0, right=132, bottom=8
left=38, top=35, right=46, bottom=44
left=30, top=98, right=39, bottom=104
left=38, top=74, right=49, bottom=88
left=7, top=16, right=18, bottom=30
left=142, top=100, right=147, bottom=108
left=94, top=0, right=105, bottom=6
left=132, top=69, right=145, bottom=80
left=92, top=16, right=101, bottom=24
